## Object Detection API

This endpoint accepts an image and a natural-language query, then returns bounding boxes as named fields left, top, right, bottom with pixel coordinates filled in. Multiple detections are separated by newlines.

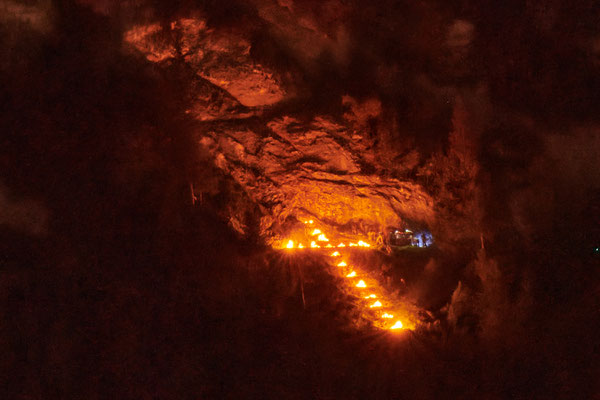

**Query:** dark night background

left=1, top=0, right=599, bottom=398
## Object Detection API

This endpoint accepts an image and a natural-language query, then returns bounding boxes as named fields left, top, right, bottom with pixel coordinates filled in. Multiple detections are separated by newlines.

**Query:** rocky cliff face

left=124, top=14, right=434, bottom=242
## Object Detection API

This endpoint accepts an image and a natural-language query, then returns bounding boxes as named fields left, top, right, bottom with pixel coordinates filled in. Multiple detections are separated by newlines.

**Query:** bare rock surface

left=124, top=17, right=286, bottom=108
left=199, top=116, right=434, bottom=241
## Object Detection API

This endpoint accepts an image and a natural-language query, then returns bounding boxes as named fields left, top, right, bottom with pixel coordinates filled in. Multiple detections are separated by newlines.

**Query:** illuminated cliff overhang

left=124, top=15, right=435, bottom=243
left=199, top=116, right=434, bottom=242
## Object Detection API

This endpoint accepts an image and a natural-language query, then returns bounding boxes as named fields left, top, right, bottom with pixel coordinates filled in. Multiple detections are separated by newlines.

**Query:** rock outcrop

left=124, top=17, right=286, bottom=109
left=198, top=116, right=433, bottom=242
left=122, top=12, right=434, bottom=242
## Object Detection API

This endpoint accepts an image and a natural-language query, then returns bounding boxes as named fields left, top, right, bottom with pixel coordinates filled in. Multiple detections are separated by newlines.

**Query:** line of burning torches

left=282, top=221, right=405, bottom=331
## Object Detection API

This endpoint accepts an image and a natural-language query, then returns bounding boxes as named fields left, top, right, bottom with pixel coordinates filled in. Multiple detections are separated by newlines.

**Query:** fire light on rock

left=390, top=321, right=404, bottom=330
left=286, top=240, right=294, bottom=249
left=370, top=300, right=382, bottom=308
left=346, top=271, right=356, bottom=278
left=337, top=261, right=347, bottom=267
left=356, top=280, right=366, bottom=288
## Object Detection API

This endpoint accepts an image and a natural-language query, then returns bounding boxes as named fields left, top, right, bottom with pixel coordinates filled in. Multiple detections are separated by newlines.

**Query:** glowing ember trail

left=277, top=224, right=417, bottom=331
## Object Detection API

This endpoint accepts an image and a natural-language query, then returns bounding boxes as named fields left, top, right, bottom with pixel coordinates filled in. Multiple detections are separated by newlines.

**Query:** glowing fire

left=277, top=223, right=415, bottom=332
left=370, top=300, right=382, bottom=308
left=390, top=321, right=403, bottom=330
left=317, top=233, right=329, bottom=242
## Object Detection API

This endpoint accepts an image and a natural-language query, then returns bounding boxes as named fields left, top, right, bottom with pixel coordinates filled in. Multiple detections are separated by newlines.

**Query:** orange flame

left=337, top=261, right=347, bottom=267
left=298, top=243, right=304, bottom=248
left=286, top=240, right=294, bottom=249
left=382, top=313, right=394, bottom=318
left=370, top=300, right=382, bottom=308
left=317, top=233, right=329, bottom=242
left=390, top=321, right=403, bottom=330
left=311, top=229, right=322, bottom=236
left=346, top=271, right=356, bottom=277
left=364, top=294, right=377, bottom=298
left=337, top=243, right=346, bottom=247
left=310, top=241, right=320, bottom=248
left=331, top=251, right=340, bottom=257
left=356, top=280, right=366, bottom=288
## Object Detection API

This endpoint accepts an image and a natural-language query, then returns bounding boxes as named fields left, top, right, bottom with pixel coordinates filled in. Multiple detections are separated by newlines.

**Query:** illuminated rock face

left=124, top=17, right=286, bottom=108
left=123, top=12, right=434, bottom=241
left=199, top=116, right=434, bottom=241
